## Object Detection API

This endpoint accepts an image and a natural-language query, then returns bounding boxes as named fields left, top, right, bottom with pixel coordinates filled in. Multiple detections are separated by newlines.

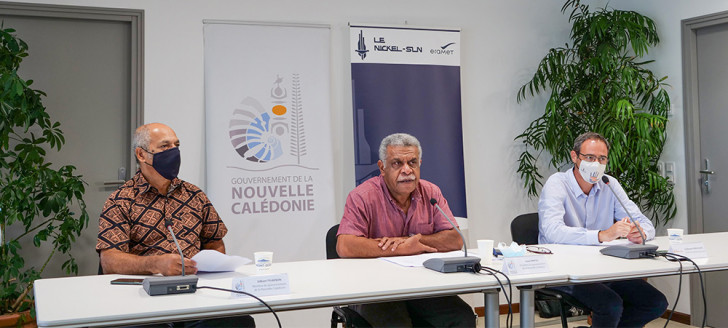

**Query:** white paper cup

left=477, top=239, right=494, bottom=265
left=254, top=251, right=273, bottom=273
left=667, top=228, right=683, bottom=244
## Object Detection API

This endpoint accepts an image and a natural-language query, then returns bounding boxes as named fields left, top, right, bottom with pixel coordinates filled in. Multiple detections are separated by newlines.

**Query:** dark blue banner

left=351, top=62, right=467, bottom=217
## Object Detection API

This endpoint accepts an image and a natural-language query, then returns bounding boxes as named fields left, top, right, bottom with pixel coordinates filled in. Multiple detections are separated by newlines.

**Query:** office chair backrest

left=510, top=213, right=540, bottom=245
left=326, top=224, right=341, bottom=259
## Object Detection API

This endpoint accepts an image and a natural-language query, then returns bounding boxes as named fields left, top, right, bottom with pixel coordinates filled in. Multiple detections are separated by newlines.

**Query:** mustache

left=397, top=174, right=416, bottom=182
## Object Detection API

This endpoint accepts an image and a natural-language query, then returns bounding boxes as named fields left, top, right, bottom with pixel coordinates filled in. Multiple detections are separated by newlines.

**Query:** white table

left=34, top=256, right=568, bottom=327
left=517, top=232, right=728, bottom=328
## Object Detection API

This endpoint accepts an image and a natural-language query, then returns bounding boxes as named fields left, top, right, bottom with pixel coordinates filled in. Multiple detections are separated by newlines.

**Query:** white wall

left=11, top=0, right=728, bottom=322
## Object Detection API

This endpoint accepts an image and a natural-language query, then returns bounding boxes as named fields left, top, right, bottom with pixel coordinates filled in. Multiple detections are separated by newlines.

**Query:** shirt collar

left=133, top=170, right=182, bottom=196
left=565, top=166, right=602, bottom=198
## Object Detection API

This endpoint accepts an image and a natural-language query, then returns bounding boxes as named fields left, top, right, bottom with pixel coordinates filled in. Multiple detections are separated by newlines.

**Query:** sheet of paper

left=192, top=249, right=251, bottom=272
left=600, top=239, right=633, bottom=246
left=379, top=250, right=465, bottom=267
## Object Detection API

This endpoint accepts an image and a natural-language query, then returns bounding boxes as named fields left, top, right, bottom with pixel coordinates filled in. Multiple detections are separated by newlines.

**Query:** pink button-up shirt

left=338, top=175, right=456, bottom=238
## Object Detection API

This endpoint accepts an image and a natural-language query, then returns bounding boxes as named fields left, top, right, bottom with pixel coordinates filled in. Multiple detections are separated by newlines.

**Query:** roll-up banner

left=350, top=24, right=467, bottom=218
left=204, top=22, right=333, bottom=261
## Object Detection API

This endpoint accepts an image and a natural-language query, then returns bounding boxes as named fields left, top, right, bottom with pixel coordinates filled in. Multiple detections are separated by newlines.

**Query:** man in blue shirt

left=538, top=132, right=667, bottom=327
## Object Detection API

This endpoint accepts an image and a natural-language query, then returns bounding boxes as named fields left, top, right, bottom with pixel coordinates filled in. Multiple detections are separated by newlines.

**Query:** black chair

left=326, top=224, right=371, bottom=328
left=511, top=213, right=590, bottom=328
left=98, top=254, right=105, bottom=275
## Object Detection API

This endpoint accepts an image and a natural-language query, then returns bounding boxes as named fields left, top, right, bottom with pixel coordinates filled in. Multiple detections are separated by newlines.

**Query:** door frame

left=0, top=1, right=144, bottom=176
left=681, top=9, right=728, bottom=325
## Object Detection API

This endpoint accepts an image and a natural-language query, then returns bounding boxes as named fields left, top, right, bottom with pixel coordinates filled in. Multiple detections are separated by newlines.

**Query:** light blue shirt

left=538, top=168, right=655, bottom=245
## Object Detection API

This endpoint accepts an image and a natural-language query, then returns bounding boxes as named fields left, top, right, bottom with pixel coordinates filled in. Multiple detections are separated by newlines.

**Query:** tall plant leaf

left=516, top=0, right=676, bottom=226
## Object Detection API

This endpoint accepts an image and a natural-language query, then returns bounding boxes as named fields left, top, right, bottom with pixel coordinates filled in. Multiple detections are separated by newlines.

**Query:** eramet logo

left=430, top=42, right=456, bottom=55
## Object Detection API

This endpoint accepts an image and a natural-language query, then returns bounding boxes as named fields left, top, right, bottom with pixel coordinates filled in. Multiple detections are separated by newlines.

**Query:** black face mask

left=142, top=147, right=181, bottom=180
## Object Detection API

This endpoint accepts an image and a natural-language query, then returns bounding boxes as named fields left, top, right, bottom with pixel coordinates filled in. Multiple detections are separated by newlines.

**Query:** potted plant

left=515, top=0, right=676, bottom=224
left=0, top=25, right=89, bottom=323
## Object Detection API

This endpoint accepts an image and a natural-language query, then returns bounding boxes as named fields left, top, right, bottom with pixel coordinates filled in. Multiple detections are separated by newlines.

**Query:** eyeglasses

left=576, top=152, right=608, bottom=164
left=526, top=246, right=553, bottom=255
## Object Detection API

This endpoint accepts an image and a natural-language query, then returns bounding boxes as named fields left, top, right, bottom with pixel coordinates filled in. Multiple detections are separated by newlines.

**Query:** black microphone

left=598, top=176, right=658, bottom=259
left=142, top=217, right=199, bottom=296
left=422, top=198, right=482, bottom=273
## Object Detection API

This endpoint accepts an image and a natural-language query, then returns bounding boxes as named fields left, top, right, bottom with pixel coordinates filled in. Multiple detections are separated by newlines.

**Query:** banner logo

left=355, top=30, right=368, bottom=60
left=228, top=74, right=314, bottom=170
left=431, top=42, right=456, bottom=55
left=441, top=42, right=456, bottom=49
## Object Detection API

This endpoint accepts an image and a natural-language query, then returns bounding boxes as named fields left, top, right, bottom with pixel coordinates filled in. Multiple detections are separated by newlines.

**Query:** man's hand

left=377, top=235, right=437, bottom=253
left=377, top=236, right=408, bottom=251
left=100, top=248, right=197, bottom=275
left=598, top=217, right=634, bottom=242
left=336, top=234, right=436, bottom=258
left=395, top=234, right=437, bottom=254
left=156, top=253, right=198, bottom=276
left=626, top=224, right=646, bottom=244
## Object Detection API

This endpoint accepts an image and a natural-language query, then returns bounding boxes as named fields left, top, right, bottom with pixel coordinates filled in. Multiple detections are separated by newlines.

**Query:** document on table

left=600, top=239, right=633, bottom=246
left=379, top=250, right=466, bottom=267
left=192, top=250, right=252, bottom=272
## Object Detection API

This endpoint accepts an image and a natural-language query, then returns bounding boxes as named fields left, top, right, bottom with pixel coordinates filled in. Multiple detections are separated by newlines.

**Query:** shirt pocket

left=411, top=221, right=435, bottom=235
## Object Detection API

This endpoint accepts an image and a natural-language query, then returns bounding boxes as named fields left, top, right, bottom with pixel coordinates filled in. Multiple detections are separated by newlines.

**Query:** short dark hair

left=573, top=132, right=610, bottom=153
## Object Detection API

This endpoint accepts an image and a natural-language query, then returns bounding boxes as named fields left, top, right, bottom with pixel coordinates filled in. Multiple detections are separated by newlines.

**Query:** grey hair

left=132, top=125, right=152, bottom=164
left=378, top=133, right=422, bottom=165
left=133, top=125, right=152, bottom=151
left=573, top=132, right=610, bottom=152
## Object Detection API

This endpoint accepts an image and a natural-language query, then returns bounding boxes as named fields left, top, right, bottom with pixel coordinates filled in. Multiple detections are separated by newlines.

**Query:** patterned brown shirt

left=96, top=170, right=227, bottom=258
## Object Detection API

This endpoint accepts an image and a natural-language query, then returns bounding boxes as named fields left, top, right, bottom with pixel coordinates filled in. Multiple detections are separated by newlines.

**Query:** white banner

left=350, top=24, right=460, bottom=66
left=204, top=22, right=333, bottom=262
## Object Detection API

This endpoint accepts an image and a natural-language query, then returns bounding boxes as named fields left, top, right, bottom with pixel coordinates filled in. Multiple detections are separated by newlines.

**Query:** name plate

left=232, top=273, right=290, bottom=297
left=500, top=255, right=550, bottom=275
left=669, top=242, right=708, bottom=259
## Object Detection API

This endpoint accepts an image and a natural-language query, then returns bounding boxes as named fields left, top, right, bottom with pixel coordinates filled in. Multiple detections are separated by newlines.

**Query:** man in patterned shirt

left=97, top=122, right=227, bottom=274
left=97, top=123, right=254, bottom=327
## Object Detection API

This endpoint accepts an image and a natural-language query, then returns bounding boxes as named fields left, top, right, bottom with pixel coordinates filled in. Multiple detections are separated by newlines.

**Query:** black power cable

left=478, top=270, right=510, bottom=328
left=659, top=252, right=707, bottom=328
left=197, top=286, right=282, bottom=328
left=661, top=253, right=683, bottom=328
left=479, top=267, right=513, bottom=328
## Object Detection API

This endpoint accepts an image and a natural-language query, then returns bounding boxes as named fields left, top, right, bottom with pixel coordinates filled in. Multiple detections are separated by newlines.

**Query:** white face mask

left=577, top=160, right=606, bottom=184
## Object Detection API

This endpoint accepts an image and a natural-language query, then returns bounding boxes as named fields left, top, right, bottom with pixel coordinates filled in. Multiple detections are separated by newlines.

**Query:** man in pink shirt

left=337, top=133, right=475, bottom=327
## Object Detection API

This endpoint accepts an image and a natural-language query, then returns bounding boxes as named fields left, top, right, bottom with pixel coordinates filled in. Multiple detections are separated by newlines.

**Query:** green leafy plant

left=0, top=25, right=89, bottom=315
left=515, top=0, right=676, bottom=225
